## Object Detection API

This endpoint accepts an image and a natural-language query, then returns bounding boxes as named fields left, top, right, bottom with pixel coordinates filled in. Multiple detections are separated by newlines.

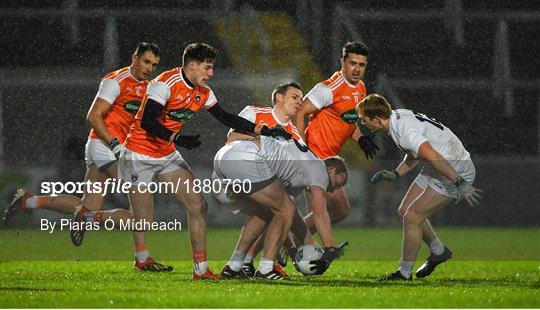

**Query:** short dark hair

left=271, top=82, right=302, bottom=106
left=357, top=93, right=392, bottom=120
left=182, top=43, right=218, bottom=66
left=135, top=42, right=160, bottom=57
left=342, top=41, right=369, bottom=59
left=323, top=156, right=349, bottom=176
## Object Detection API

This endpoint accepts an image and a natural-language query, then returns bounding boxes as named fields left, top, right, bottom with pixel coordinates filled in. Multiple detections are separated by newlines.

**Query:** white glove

left=455, top=177, right=483, bottom=207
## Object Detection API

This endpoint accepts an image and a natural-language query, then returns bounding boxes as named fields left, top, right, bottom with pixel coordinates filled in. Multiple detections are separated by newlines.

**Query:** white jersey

left=260, top=136, right=328, bottom=196
left=388, top=109, right=471, bottom=166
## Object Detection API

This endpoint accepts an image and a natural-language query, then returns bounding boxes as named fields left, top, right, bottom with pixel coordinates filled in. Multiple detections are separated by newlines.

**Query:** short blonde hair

left=356, top=93, right=392, bottom=120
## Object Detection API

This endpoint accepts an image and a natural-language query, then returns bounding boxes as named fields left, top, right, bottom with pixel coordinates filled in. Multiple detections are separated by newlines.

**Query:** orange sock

left=36, top=197, right=46, bottom=208
left=192, top=250, right=207, bottom=263
left=92, top=211, right=105, bottom=224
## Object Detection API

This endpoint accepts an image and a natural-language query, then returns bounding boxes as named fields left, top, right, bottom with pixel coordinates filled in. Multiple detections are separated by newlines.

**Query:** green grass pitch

left=0, top=227, right=538, bottom=308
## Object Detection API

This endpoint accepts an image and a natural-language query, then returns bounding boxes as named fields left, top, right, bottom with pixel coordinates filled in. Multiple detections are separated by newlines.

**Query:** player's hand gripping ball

left=293, top=244, right=324, bottom=275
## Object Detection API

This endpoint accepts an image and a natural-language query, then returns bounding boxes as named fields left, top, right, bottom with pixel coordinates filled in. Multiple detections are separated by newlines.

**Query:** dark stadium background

left=0, top=0, right=538, bottom=228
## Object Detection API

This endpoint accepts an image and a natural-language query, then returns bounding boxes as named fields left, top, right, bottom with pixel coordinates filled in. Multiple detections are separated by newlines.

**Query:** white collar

left=340, top=69, right=359, bottom=89
left=272, top=108, right=291, bottom=126
left=128, top=66, right=145, bottom=83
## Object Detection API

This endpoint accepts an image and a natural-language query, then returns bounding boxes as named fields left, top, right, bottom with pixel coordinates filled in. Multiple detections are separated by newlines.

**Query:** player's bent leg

left=71, top=206, right=135, bottom=246
left=80, top=163, right=111, bottom=211
left=398, top=183, right=425, bottom=220
left=401, top=181, right=447, bottom=262
left=248, top=180, right=295, bottom=280
left=399, top=187, right=452, bottom=278
left=41, top=163, right=110, bottom=215
left=222, top=215, right=267, bottom=279
left=158, top=168, right=218, bottom=280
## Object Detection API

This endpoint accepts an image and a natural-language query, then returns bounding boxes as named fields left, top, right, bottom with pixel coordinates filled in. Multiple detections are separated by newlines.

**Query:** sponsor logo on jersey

left=124, top=101, right=142, bottom=115
left=167, top=108, right=195, bottom=122
left=340, top=109, right=359, bottom=124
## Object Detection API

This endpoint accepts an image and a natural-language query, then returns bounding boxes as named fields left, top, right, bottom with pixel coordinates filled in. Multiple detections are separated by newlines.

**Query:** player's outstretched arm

left=207, top=103, right=291, bottom=140
left=371, top=154, right=418, bottom=184
left=396, top=153, right=419, bottom=176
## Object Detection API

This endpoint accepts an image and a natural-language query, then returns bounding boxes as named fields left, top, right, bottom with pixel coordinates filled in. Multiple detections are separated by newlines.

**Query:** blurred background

left=0, top=0, right=538, bottom=229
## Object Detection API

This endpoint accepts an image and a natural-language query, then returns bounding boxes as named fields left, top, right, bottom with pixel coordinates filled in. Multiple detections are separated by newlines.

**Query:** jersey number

left=414, top=112, right=444, bottom=130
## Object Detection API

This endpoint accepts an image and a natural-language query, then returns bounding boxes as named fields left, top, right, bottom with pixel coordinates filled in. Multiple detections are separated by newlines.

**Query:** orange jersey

left=89, top=67, right=148, bottom=143
left=125, top=67, right=217, bottom=158
left=304, top=71, right=367, bottom=158
left=232, top=105, right=303, bottom=142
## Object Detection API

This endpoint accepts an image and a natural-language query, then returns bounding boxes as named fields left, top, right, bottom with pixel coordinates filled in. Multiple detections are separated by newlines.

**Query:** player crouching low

left=213, top=145, right=350, bottom=280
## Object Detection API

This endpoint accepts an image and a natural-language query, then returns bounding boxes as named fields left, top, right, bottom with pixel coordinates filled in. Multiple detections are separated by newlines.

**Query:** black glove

left=370, top=170, right=400, bottom=184
left=173, top=134, right=202, bottom=150
left=357, top=134, right=379, bottom=159
left=260, top=125, right=292, bottom=140
left=308, top=246, right=343, bottom=275
left=108, top=137, right=122, bottom=159
left=335, top=241, right=350, bottom=258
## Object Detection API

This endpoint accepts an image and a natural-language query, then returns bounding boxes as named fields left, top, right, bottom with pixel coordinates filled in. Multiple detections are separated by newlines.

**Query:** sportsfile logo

left=40, top=178, right=252, bottom=196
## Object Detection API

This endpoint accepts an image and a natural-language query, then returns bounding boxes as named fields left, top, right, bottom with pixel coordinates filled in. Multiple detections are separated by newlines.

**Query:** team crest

left=194, top=93, right=201, bottom=102
left=131, top=173, right=138, bottom=182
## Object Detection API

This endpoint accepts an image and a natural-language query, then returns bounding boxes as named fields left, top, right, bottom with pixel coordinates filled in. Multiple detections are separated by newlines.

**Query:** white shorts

left=213, top=140, right=276, bottom=195
left=85, top=138, right=117, bottom=172
left=118, top=148, right=189, bottom=185
left=414, top=160, right=476, bottom=199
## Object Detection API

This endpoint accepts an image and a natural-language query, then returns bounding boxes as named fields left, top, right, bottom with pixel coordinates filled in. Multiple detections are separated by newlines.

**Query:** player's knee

left=330, top=204, right=350, bottom=224
left=283, top=202, right=296, bottom=219
left=274, top=200, right=295, bottom=219
left=330, top=213, right=346, bottom=224
left=403, top=210, right=422, bottom=226
left=397, top=208, right=406, bottom=220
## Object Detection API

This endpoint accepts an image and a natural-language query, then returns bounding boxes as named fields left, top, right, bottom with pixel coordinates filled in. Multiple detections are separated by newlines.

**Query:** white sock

left=193, top=261, right=208, bottom=275
left=26, top=197, right=38, bottom=209
left=244, top=252, right=254, bottom=264
left=398, top=259, right=414, bottom=278
left=135, top=250, right=150, bottom=263
left=228, top=250, right=246, bottom=272
left=428, top=237, right=445, bottom=255
left=258, top=257, right=274, bottom=274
